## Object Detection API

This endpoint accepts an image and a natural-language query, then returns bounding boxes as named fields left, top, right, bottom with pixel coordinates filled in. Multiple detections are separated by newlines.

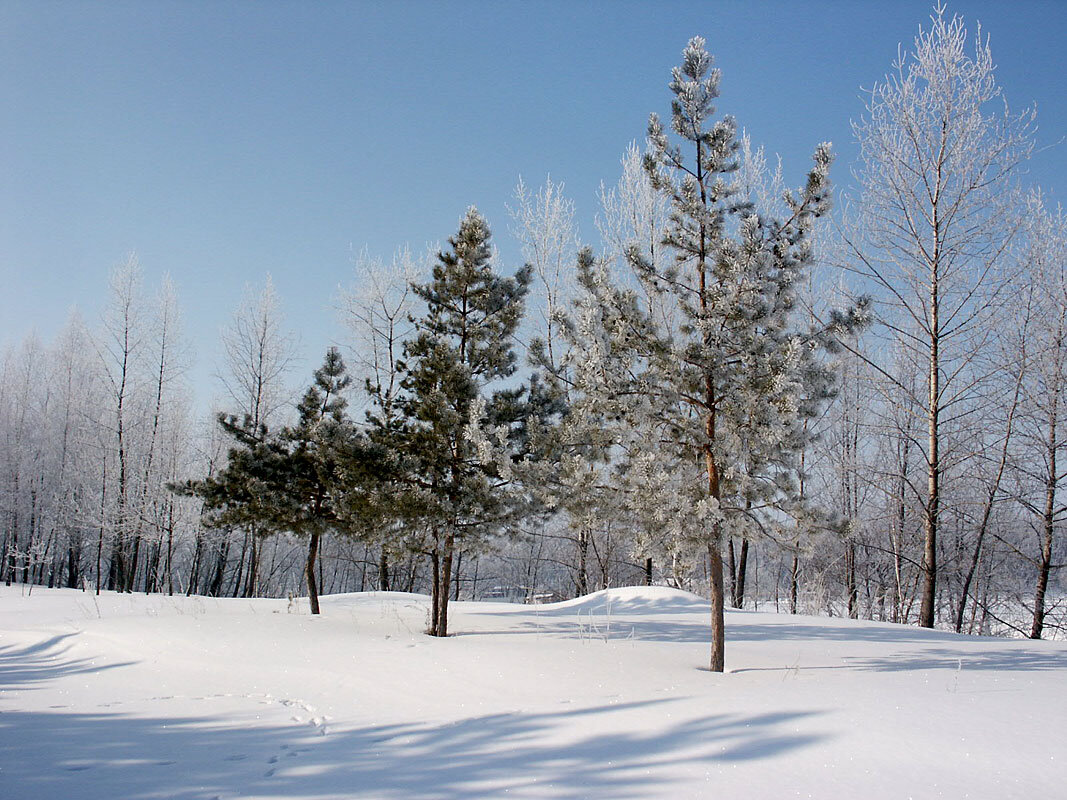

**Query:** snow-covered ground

left=1, top=585, right=1064, bottom=799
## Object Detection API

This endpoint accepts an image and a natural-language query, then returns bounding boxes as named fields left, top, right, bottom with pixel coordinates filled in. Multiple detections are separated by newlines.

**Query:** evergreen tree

left=562, top=38, right=864, bottom=671
left=175, top=347, right=371, bottom=615
left=400, top=208, right=532, bottom=636
left=278, top=347, right=352, bottom=614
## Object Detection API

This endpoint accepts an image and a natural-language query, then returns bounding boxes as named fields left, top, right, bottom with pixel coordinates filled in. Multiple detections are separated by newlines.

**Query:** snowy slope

left=1, top=584, right=1064, bottom=799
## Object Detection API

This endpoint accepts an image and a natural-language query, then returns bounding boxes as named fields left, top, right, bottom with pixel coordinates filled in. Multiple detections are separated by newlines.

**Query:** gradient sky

left=3, top=0, right=1066, bottom=407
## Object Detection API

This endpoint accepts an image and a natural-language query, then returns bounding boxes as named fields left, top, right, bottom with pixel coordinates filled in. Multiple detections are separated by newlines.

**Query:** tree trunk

left=166, top=516, right=174, bottom=596
left=727, top=538, right=737, bottom=604
left=107, top=533, right=125, bottom=591
left=434, top=533, right=456, bottom=637
left=429, top=539, right=440, bottom=635
left=789, top=553, right=799, bottom=614
left=144, top=535, right=162, bottom=594
left=708, top=540, right=726, bottom=673
left=231, top=531, right=247, bottom=598
left=305, top=531, right=321, bottom=615
left=317, top=537, right=326, bottom=596
left=576, top=527, right=589, bottom=596
left=95, top=454, right=108, bottom=595
left=378, top=546, right=390, bottom=591
left=66, top=544, right=80, bottom=589
left=405, top=555, right=418, bottom=593
left=956, top=431, right=1012, bottom=633
left=919, top=260, right=940, bottom=629
left=121, top=520, right=138, bottom=590
left=891, top=433, right=910, bottom=624
left=1032, top=399, right=1058, bottom=639
left=187, top=531, right=203, bottom=596
left=208, top=535, right=229, bottom=597
left=243, top=534, right=259, bottom=598
left=696, top=130, right=725, bottom=673
left=845, top=540, right=858, bottom=619
left=453, top=551, right=462, bottom=601
left=735, top=539, right=749, bottom=609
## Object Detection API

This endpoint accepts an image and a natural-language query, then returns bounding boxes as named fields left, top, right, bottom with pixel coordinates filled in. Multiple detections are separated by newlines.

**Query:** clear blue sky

left=3, top=0, right=1066, bottom=406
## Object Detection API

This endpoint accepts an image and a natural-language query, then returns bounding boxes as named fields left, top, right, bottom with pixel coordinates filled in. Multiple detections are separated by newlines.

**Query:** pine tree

left=279, top=347, right=352, bottom=614
left=400, top=208, right=532, bottom=637
left=563, top=38, right=864, bottom=671
left=174, top=347, right=368, bottom=615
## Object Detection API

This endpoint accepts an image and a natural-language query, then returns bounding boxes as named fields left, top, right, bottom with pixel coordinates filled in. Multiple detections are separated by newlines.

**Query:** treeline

left=2, top=11, right=1065, bottom=667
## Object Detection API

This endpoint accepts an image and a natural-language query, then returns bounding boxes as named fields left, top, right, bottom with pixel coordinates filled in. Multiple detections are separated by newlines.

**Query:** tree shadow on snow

left=1, top=644, right=830, bottom=800
left=732, top=646, right=1067, bottom=674
left=724, top=617, right=988, bottom=645
left=475, top=606, right=1057, bottom=650
left=466, top=610, right=1067, bottom=675
left=475, top=614, right=972, bottom=647
left=0, top=633, right=135, bottom=691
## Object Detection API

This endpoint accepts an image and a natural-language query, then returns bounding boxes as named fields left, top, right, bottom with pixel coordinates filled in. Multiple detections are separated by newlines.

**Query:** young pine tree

left=401, top=208, right=532, bottom=637
left=563, top=38, right=863, bottom=671
left=280, top=347, right=352, bottom=614
left=175, top=347, right=365, bottom=615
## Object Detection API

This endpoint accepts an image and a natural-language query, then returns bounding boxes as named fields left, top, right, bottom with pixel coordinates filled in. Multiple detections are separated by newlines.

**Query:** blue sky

left=3, top=0, right=1066, bottom=406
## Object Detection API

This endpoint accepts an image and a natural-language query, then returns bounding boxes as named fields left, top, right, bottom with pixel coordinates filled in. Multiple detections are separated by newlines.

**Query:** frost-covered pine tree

left=562, top=37, right=862, bottom=672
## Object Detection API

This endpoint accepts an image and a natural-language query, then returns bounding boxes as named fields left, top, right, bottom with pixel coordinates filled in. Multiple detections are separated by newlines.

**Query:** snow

left=1, top=585, right=1064, bottom=799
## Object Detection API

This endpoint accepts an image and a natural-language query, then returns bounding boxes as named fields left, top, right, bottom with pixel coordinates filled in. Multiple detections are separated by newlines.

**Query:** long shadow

left=1, top=632, right=831, bottom=798
left=728, top=646, right=1067, bottom=674
left=475, top=615, right=978, bottom=647
left=467, top=608, right=1067, bottom=675
left=0, top=633, right=135, bottom=690
left=0, top=703, right=829, bottom=800
left=724, top=618, right=981, bottom=645
left=473, top=602, right=1046, bottom=648
left=853, top=646, right=1067, bottom=672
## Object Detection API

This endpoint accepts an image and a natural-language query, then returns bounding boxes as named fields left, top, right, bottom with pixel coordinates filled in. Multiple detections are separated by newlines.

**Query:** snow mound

left=324, top=590, right=430, bottom=606
left=533, top=585, right=708, bottom=615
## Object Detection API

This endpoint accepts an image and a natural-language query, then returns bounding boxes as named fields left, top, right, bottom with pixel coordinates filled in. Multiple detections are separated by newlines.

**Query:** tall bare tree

left=96, top=255, right=148, bottom=592
left=509, top=176, right=579, bottom=372
left=218, top=275, right=297, bottom=597
left=339, top=247, right=421, bottom=590
left=1015, top=198, right=1067, bottom=639
left=843, top=6, right=1035, bottom=627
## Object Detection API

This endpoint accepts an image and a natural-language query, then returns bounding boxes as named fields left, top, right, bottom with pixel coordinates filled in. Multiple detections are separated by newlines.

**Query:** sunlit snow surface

left=1, top=584, right=1064, bottom=798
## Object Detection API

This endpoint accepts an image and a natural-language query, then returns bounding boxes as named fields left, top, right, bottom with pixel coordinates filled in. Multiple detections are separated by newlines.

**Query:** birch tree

left=339, top=248, right=421, bottom=590
left=96, top=255, right=148, bottom=592
left=510, top=176, right=579, bottom=371
left=1015, top=198, right=1067, bottom=639
left=217, top=275, right=297, bottom=597
left=843, top=6, right=1035, bottom=627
